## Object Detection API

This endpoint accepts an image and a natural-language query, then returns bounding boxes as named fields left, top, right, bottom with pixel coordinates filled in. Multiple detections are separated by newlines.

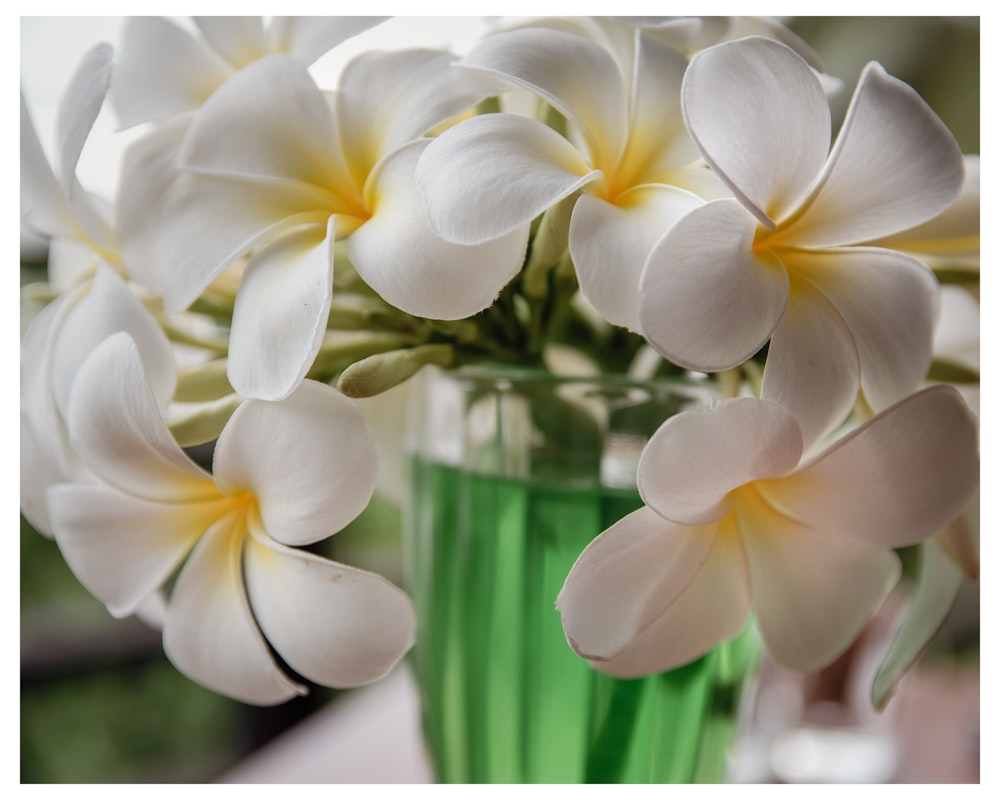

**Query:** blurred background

left=20, top=16, right=980, bottom=783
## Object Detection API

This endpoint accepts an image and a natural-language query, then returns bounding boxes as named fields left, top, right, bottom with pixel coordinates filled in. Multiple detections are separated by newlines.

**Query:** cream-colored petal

left=592, top=515, right=752, bottom=677
left=761, top=275, right=861, bottom=452
left=48, top=483, right=217, bottom=618
left=20, top=413, right=64, bottom=538
left=682, top=37, right=830, bottom=225
left=163, top=513, right=304, bottom=705
left=792, top=247, right=939, bottom=411
left=67, top=333, right=217, bottom=503
left=117, top=117, right=189, bottom=295
left=56, top=42, right=112, bottom=194
left=226, top=222, right=332, bottom=400
left=350, top=141, right=526, bottom=320
left=788, top=62, right=964, bottom=247
left=638, top=397, right=803, bottom=525
left=336, top=47, right=508, bottom=185
left=416, top=112, right=599, bottom=245
left=50, top=265, right=177, bottom=422
left=244, top=528, right=415, bottom=688
left=20, top=92, right=74, bottom=239
left=868, top=155, right=979, bottom=258
left=740, top=500, right=900, bottom=673
left=156, top=171, right=333, bottom=314
left=570, top=186, right=702, bottom=331
left=557, top=506, right=715, bottom=662
left=638, top=198, right=789, bottom=371
left=621, top=34, right=699, bottom=181
left=768, top=385, right=980, bottom=549
left=462, top=27, right=629, bottom=171
left=214, top=380, right=377, bottom=548
left=180, top=54, right=343, bottom=186
left=193, top=16, right=266, bottom=67
left=111, top=16, right=234, bottom=128
left=266, top=16, right=386, bottom=65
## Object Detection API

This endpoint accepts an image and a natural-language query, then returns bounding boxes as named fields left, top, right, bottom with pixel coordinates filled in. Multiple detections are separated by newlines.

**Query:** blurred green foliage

left=789, top=17, right=980, bottom=153
left=21, top=519, right=245, bottom=783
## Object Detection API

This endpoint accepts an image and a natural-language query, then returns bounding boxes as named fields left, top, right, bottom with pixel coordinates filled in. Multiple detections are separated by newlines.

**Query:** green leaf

left=870, top=540, right=963, bottom=710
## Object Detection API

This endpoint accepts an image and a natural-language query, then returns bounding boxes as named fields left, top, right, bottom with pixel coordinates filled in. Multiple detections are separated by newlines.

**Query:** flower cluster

left=21, top=16, right=979, bottom=708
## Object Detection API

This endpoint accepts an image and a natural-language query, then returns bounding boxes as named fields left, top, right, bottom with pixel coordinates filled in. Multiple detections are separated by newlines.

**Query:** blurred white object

left=218, top=665, right=431, bottom=784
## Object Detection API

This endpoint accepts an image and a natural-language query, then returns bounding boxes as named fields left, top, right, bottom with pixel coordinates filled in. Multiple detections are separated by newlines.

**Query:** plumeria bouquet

left=22, top=13, right=979, bottom=756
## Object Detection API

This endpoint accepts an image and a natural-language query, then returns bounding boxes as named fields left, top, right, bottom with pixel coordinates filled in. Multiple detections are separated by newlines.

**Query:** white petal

left=933, top=286, right=980, bottom=371
left=682, top=37, right=830, bottom=225
left=21, top=294, right=90, bottom=514
left=111, top=16, right=234, bottom=128
left=622, top=34, right=699, bottom=180
left=638, top=198, right=789, bottom=370
left=21, top=292, right=73, bottom=460
left=163, top=513, right=303, bottom=705
left=740, top=503, right=900, bottom=673
left=793, top=248, right=939, bottom=411
left=462, top=27, right=629, bottom=170
left=180, top=54, right=345, bottom=187
left=349, top=141, right=526, bottom=319
left=20, top=92, right=73, bottom=239
left=570, top=187, right=702, bottom=331
left=51, top=265, right=177, bottom=422
left=57, top=43, right=112, bottom=194
left=416, top=112, right=600, bottom=245
left=244, top=528, right=415, bottom=688
left=871, top=539, right=965, bottom=709
left=557, top=506, right=714, bottom=662
left=67, top=333, right=216, bottom=502
left=870, top=155, right=979, bottom=257
left=193, top=16, right=266, bottom=67
left=45, top=238, right=100, bottom=292
left=20, top=413, right=64, bottom=537
left=117, top=117, right=189, bottom=294
left=226, top=222, right=332, bottom=400
left=156, top=171, right=333, bottom=313
left=768, top=385, right=980, bottom=548
left=593, top=515, right=752, bottom=677
left=213, top=380, right=377, bottom=547
left=336, top=48, right=508, bottom=183
left=65, top=184, right=117, bottom=256
left=638, top=397, right=803, bottom=525
left=788, top=62, right=964, bottom=247
left=267, top=16, right=386, bottom=65
left=48, top=483, right=215, bottom=618
left=761, top=275, right=861, bottom=452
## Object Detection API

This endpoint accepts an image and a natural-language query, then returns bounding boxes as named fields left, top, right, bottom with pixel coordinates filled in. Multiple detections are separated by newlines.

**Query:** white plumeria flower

left=21, top=264, right=177, bottom=537
left=638, top=36, right=964, bottom=451
left=21, top=44, right=119, bottom=290
left=557, top=386, right=979, bottom=676
left=48, top=332, right=415, bottom=705
left=107, top=18, right=385, bottom=297
left=416, top=26, right=724, bottom=331
left=110, top=16, right=386, bottom=128
left=20, top=40, right=180, bottom=296
left=156, top=50, right=526, bottom=401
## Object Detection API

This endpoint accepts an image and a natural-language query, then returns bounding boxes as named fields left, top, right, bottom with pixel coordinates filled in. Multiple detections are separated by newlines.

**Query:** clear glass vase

left=403, top=365, right=760, bottom=784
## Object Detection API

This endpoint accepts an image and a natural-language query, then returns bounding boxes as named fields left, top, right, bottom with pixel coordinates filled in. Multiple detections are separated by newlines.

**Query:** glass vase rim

left=431, top=362, right=716, bottom=392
